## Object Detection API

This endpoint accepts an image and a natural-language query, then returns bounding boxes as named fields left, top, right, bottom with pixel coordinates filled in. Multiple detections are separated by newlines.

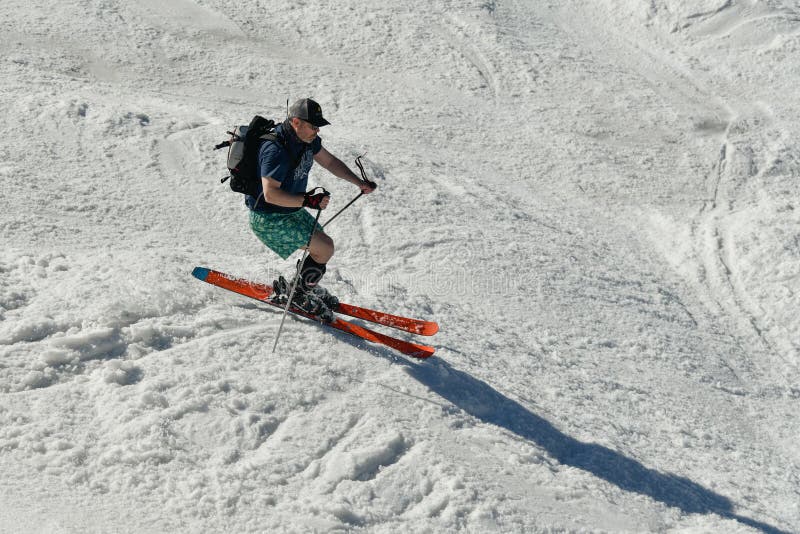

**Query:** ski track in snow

left=2, top=0, right=800, bottom=532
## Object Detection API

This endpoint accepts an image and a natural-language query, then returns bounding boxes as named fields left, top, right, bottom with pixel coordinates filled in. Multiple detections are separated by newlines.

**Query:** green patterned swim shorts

left=249, top=208, right=322, bottom=260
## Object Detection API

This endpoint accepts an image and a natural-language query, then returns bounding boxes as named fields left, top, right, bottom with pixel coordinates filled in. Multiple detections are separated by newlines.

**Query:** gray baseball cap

left=288, top=98, right=330, bottom=127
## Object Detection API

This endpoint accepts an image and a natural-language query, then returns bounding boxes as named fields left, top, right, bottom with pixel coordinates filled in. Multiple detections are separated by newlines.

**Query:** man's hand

left=303, top=190, right=330, bottom=210
left=315, top=148, right=378, bottom=195
left=359, top=180, right=377, bottom=195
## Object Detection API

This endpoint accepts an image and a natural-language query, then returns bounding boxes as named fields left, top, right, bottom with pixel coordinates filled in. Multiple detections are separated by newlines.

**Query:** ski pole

left=322, top=155, right=377, bottom=229
left=271, top=189, right=328, bottom=353
left=322, top=192, right=362, bottom=229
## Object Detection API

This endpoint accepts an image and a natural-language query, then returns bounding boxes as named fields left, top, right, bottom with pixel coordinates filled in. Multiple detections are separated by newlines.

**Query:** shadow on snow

left=395, top=357, right=789, bottom=534
left=293, top=315, right=786, bottom=533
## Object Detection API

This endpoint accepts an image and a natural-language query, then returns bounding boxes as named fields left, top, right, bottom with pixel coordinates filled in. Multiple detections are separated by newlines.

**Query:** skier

left=245, top=98, right=375, bottom=319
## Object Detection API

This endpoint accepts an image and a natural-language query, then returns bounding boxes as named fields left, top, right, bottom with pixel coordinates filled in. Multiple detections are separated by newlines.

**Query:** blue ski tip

left=192, top=267, right=211, bottom=281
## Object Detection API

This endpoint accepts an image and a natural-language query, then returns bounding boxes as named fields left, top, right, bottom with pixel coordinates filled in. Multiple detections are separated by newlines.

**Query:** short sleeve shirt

left=245, top=123, right=323, bottom=213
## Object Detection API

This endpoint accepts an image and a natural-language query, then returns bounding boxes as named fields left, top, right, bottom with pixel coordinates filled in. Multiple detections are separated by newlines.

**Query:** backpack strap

left=259, top=131, right=307, bottom=172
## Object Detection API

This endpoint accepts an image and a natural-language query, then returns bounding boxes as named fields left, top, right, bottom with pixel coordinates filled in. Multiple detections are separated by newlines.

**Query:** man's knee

left=310, top=232, right=334, bottom=262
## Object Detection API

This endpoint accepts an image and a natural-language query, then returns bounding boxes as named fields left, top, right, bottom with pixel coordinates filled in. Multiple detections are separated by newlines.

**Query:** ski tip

left=191, top=266, right=211, bottom=281
left=422, top=323, right=440, bottom=336
left=409, top=346, right=436, bottom=359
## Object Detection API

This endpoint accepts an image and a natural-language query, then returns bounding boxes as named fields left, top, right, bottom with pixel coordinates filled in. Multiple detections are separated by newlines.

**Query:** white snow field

left=1, top=0, right=799, bottom=532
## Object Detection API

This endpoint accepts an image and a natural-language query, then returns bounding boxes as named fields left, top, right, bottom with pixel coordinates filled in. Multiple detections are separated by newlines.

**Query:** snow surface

left=1, top=0, right=799, bottom=532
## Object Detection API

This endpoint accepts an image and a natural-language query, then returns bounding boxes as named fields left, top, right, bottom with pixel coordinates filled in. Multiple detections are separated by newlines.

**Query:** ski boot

left=308, top=285, right=340, bottom=311
left=272, top=276, right=335, bottom=323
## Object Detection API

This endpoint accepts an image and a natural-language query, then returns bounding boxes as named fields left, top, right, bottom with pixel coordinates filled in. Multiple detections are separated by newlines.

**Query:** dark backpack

left=214, top=115, right=282, bottom=197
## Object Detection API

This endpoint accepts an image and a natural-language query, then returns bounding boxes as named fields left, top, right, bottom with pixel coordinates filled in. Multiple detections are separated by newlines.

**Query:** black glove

left=303, top=189, right=330, bottom=209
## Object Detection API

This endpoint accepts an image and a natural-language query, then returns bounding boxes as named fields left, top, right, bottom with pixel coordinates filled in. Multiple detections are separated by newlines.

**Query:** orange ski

left=196, top=267, right=438, bottom=336
left=192, top=267, right=435, bottom=359
left=335, top=303, right=439, bottom=336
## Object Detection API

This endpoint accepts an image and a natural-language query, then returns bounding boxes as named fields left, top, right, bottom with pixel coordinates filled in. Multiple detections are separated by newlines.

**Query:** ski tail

left=193, top=266, right=274, bottom=301
left=192, top=266, right=211, bottom=281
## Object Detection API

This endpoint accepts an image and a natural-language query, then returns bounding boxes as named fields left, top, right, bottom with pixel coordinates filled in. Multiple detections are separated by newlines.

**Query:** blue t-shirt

left=245, top=123, right=323, bottom=213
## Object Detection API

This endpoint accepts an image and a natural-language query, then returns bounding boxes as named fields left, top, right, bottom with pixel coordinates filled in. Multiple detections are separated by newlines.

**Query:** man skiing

left=245, top=98, right=375, bottom=320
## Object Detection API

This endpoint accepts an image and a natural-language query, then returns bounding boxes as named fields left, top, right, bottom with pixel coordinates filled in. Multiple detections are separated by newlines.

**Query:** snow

left=1, top=0, right=799, bottom=532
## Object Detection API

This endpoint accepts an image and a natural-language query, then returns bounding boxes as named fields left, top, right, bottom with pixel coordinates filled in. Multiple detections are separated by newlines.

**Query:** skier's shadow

left=393, top=356, right=788, bottom=534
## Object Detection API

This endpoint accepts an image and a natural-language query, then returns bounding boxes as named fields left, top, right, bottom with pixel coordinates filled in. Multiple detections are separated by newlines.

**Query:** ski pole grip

left=308, top=186, right=330, bottom=197
left=303, top=187, right=330, bottom=209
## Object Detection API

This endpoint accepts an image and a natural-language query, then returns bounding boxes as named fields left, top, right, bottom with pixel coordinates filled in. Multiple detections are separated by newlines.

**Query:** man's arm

left=314, top=148, right=375, bottom=193
left=262, top=177, right=329, bottom=209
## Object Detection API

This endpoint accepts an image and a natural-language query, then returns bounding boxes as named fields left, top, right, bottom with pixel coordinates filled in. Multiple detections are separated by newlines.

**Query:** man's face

left=292, top=118, right=319, bottom=143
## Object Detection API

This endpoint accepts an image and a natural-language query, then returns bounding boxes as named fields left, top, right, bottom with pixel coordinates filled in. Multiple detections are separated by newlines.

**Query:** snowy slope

left=1, top=0, right=799, bottom=532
